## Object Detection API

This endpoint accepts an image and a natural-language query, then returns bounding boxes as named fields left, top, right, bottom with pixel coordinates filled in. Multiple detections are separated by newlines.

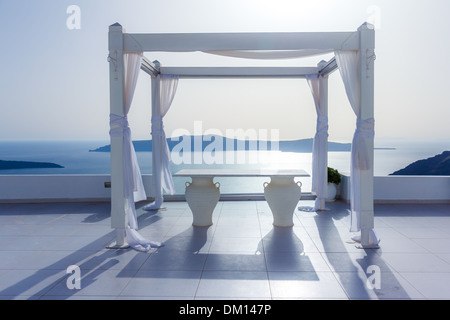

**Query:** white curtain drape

left=203, top=49, right=333, bottom=60
left=156, top=74, right=178, bottom=194
left=145, top=74, right=179, bottom=210
left=110, top=52, right=163, bottom=251
left=306, top=74, right=328, bottom=211
left=335, top=50, right=378, bottom=244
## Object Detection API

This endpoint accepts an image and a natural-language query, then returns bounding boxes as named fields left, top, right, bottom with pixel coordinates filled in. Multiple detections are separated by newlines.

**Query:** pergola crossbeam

left=124, top=32, right=359, bottom=53
left=141, top=56, right=159, bottom=76
left=159, top=66, right=320, bottom=78
left=318, top=57, right=338, bottom=76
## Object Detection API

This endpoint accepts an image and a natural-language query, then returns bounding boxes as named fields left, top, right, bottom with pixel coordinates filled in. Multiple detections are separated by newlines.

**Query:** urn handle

left=214, top=182, right=221, bottom=189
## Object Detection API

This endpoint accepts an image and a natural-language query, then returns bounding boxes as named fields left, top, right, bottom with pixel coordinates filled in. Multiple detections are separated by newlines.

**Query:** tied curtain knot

left=356, top=117, right=375, bottom=136
left=108, top=113, right=139, bottom=196
left=151, top=115, right=170, bottom=162
left=316, top=116, right=329, bottom=138
left=109, top=114, right=130, bottom=138
left=151, top=116, right=164, bottom=135
left=352, top=117, right=375, bottom=170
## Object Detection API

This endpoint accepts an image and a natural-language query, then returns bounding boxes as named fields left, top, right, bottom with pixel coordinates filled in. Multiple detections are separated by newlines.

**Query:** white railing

left=339, top=174, right=450, bottom=204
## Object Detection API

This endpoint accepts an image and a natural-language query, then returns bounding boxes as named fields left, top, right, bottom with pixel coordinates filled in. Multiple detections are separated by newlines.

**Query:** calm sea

left=0, top=139, right=448, bottom=194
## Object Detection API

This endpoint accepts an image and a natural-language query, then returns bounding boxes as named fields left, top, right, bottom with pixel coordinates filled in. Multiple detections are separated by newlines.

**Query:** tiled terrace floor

left=0, top=200, right=449, bottom=300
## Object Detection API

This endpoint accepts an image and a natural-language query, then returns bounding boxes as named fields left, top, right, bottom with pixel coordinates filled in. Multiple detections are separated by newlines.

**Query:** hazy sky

left=1, top=0, right=450, bottom=144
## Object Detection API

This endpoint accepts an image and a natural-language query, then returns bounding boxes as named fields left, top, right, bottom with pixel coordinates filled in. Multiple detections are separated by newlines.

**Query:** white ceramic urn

left=326, top=182, right=337, bottom=202
left=263, top=177, right=302, bottom=227
left=185, top=177, right=220, bottom=227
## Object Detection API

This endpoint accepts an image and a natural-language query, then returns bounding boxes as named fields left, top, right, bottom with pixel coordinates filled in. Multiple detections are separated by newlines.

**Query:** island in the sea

left=390, top=151, right=450, bottom=175
left=90, top=135, right=355, bottom=153
left=0, top=160, right=64, bottom=170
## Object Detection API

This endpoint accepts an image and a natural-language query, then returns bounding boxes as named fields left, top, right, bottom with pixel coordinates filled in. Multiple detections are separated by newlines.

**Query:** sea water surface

left=0, top=139, right=448, bottom=194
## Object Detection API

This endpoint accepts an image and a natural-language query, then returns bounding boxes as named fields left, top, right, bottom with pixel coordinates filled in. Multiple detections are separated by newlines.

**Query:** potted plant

left=326, top=167, right=341, bottom=201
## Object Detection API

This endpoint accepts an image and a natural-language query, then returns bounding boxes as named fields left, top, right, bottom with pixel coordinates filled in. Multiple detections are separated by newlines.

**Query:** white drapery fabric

left=155, top=74, right=178, bottom=194
left=335, top=50, right=378, bottom=244
left=306, top=74, right=328, bottom=211
left=203, top=49, right=333, bottom=60
left=110, top=52, right=163, bottom=251
left=145, top=74, right=179, bottom=210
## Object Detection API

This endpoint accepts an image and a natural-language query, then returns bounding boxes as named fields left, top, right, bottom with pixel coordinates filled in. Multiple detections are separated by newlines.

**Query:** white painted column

left=150, top=66, right=164, bottom=208
left=108, top=23, right=127, bottom=246
left=318, top=73, right=329, bottom=210
left=358, top=23, right=376, bottom=247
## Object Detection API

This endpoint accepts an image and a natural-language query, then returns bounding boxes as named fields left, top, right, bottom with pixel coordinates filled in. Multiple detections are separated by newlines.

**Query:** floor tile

left=309, top=235, right=369, bottom=253
left=265, top=252, right=331, bottom=272
left=412, top=238, right=450, bottom=253
left=197, top=271, right=271, bottom=299
left=380, top=253, right=450, bottom=273
left=370, top=227, right=408, bottom=239
left=268, top=271, right=348, bottom=299
left=204, top=252, right=266, bottom=272
left=261, top=227, right=319, bottom=253
left=121, top=270, right=201, bottom=298
left=45, top=269, right=135, bottom=298
left=77, top=249, right=151, bottom=271
left=209, top=236, right=264, bottom=254
left=400, top=273, right=450, bottom=299
left=0, top=269, right=66, bottom=298
left=320, top=251, right=391, bottom=273
left=375, top=237, right=429, bottom=253
left=436, top=253, right=450, bottom=264
left=396, top=227, right=450, bottom=239
left=0, top=236, right=57, bottom=251
left=335, top=269, right=424, bottom=299
left=141, top=250, right=207, bottom=271
left=17, top=250, right=99, bottom=271
left=0, top=250, right=35, bottom=269
left=161, top=234, right=212, bottom=253
left=213, top=224, right=261, bottom=238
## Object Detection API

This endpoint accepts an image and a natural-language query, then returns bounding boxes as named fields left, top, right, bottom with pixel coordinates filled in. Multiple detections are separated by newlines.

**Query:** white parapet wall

left=0, top=175, right=153, bottom=203
left=0, top=174, right=305, bottom=203
left=340, top=173, right=450, bottom=204
left=0, top=174, right=449, bottom=203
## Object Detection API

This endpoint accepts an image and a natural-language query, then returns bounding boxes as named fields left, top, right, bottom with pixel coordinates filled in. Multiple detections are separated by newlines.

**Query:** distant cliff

left=90, top=136, right=352, bottom=153
left=0, top=160, right=64, bottom=170
left=390, top=151, right=450, bottom=175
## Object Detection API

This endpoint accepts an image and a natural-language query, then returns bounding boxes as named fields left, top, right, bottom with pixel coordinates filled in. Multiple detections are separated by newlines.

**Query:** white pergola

left=107, top=22, right=379, bottom=251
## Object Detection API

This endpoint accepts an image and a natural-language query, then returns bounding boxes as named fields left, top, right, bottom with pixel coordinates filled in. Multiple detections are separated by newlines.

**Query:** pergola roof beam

left=124, top=32, right=359, bottom=53
left=159, top=66, right=320, bottom=78
left=141, top=56, right=159, bottom=76
left=318, top=57, right=338, bottom=77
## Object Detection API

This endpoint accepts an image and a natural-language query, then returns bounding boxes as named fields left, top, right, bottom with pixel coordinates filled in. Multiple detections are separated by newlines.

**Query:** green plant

left=328, top=167, right=341, bottom=185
